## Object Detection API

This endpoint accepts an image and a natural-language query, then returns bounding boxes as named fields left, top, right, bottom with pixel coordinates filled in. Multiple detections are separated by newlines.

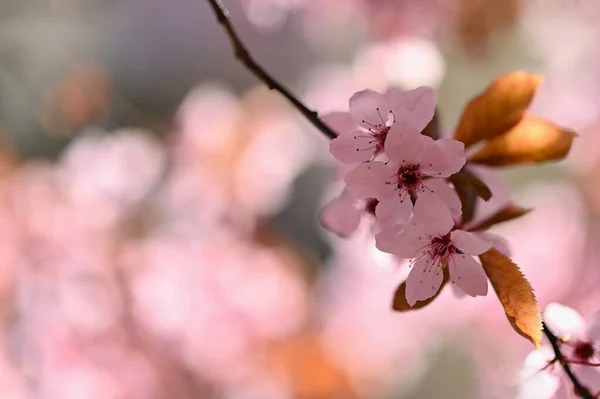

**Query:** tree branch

left=543, top=323, right=595, bottom=399
left=206, top=0, right=337, bottom=140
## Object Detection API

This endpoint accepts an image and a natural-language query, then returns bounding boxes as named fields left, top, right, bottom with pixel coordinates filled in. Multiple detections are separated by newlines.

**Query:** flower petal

left=375, top=195, right=413, bottom=228
left=344, top=162, right=394, bottom=199
left=389, top=86, right=437, bottom=132
left=330, top=131, right=376, bottom=164
left=586, top=311, right=600, bottom=342
left=420, top=136, right=450, bottom=176
left=475, top=232, right=511, bottom=257
left=436, top=138, right=466, bottom=176
left=319, top=195, right=361, bottom=237
left=543, top=303, right=587, bottom=341
left=321, top=112, right=355, bottom=136
left=517, top=347, right=561, bottom=399
left=413, top=192, right=454, bottom=236
left=349, top=89, right=390, bottom=129
left=383, top=121, right=424, bottom=165
left=422, top=178, right=461, bottom=220
left=405, top=256, right=445, bottom=306
left=375, top=224, right=428, bottom=258
left=448, top=254, right=488, bottom=297
left=450, top=230, right=491, bottom=255
left=574, top=366, right=600, bottom=395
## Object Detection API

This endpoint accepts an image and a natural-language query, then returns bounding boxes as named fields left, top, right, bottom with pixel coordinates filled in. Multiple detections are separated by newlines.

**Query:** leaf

left=449, top=169, right=492, bottom=225
left=479, top=248, right=542, bottom=347
left=392, top=269, right=449, bottom=311
left=450, top=173, right=478, bottom=225
left=468, top=116, right=577, bottom=166
left=454, top=71, right=543, bottom=148
left=469, top=204, right=532, bottom=231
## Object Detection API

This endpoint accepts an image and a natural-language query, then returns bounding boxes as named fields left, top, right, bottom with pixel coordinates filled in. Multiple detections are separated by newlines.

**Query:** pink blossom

left=519, top=303, right=600, bottom=398
left=375, top=195, right=490, bottom=306
left=327, top=86, right=436, bottom=163
left=319, top=190, right=377, bottom=237
left=344, top=129, right=465, bottom=225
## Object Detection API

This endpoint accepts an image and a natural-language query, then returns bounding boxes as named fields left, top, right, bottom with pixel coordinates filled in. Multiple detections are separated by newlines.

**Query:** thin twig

left=206, top=0, right=337, bottom=140
left=543, top=323, right=595, bottom=399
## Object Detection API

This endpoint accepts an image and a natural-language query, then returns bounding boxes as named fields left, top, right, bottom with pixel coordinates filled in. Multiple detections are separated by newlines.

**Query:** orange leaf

left=479, top=248, right=542, bottom=347
left=468, top=116, right=576, bottom=166
left=392, top=269, right=449, bottom=311
left=468, top=203, right=532, bottom=231
left=454, top=71, right=543, bottom=147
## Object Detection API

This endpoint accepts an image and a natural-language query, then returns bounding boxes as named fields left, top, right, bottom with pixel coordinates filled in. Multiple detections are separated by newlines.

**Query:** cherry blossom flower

left=519, top=303, right=600, bottom=399
left=375, top=195, right=490, bottom=306
left=327, top=86, right=436, bottom=163
left=319, top=190, right=378, bottom=237
left=344, top=128, right=465, bottom=226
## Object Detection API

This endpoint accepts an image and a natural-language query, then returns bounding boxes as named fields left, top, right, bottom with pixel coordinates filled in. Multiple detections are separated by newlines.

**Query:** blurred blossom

left=519, top=303, right=600, bottom=399
left=58, top=128, right=166, bottom=231
left=382, top=37, right=446, bottom=88
left=176, top=84, right=315, bottom=223
left=241, top=0, right=309, bottom=31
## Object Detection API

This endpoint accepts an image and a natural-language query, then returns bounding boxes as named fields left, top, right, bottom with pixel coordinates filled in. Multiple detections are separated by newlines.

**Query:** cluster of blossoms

left=321, top=87, right=493, bottom=306
left=521, top=303, right=600, bottom=398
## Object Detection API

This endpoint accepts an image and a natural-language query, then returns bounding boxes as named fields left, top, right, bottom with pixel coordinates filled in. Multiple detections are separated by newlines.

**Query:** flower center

left=573, top=340, right=595, bottom=361
left=360, top=108, right=395, bottom=155
left=397, top=164, right=423, bottom=191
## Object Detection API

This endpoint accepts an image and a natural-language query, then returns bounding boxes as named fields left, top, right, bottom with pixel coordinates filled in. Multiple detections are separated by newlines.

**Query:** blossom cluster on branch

left=319, top=72, right=575, bottom=347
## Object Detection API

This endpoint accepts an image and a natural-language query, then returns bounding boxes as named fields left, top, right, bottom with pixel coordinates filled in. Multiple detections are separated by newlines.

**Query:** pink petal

left=319, top=195, right=362, bottom=237
left=435, top=139, right=466, bottom=176
left=349, top=89, right=390, bottom=129
left=373, top=225, right=402, bottom=254
left=384, top=123, right=425, bottom=165
left=586, top=311, right=600, bottom=342
left=450, top=230, right=491, bottom=255
left=420, top=136, right=450, bottom=176
left=387, top=86, right=437, bottom=132
left=448, top=254, right=488, bottom=297
left=375, top=195, right=413, bottom=228
left=321, top=112, right=355, bottom=136
left=422, top=178, right=461, bottom=219
left=475, top=232, right=511, bottom=257
left=518, top=347, right=561, bottom=399
left=330, top=131, right=376, bottom=164
left=405, top=256, right=445, bottom=306
left=543, top=303, right=587, bottom=341
left=413, top=192, right=454, bottom=236
left=375, top=224, right=428, bottom=258
left=574, top=366, right=600, bottom=394
left=344, top=162, right=395, bottom=199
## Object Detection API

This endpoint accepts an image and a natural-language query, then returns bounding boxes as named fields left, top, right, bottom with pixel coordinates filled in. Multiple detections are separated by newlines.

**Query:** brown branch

left=206, top=0, right=337, bottom=140
left=543, top=323, right=595, bottom=399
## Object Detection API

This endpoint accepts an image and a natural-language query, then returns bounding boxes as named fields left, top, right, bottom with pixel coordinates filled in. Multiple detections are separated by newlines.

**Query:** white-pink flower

left=519, top=303, right=600, bottom=399
left=375, top=195, right=490, bottom=306
left=344, top=127, right=465, bottom=226
left=327, top=87, right=436, bottom=164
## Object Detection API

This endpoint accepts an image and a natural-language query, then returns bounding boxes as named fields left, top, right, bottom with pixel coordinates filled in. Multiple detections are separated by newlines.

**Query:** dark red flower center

left=397, top=164, right=423, bottom=191
left=573, top=340, right=595, bottom=361
left=356, top=108, right=395, bottom=156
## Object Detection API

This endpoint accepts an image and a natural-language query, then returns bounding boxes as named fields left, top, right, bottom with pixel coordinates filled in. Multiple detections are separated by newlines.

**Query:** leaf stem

left=543, top=322, right=595, bottom=399
left=206, top=0, right=337, bottom=140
